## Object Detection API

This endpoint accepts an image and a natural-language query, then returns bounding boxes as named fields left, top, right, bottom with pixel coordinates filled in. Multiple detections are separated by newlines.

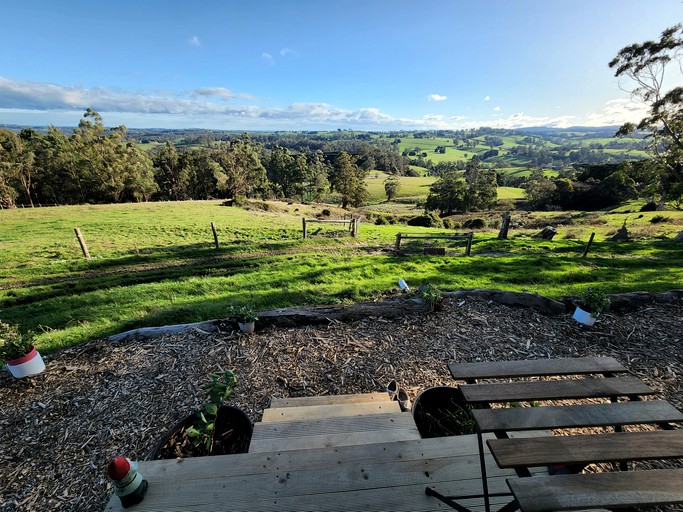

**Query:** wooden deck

left=104, top=392, right=548, bottom=511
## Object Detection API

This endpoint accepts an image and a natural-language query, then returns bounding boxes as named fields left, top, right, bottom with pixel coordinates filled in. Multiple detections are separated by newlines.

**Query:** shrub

left=443, top=218, right=457, bottom=229
left=577, top=287, right=611, bottom=316
left=463, top=218, right=486, bottom=229
left=375, top=215, right=390, bottom=225
left=407, top=212, right=443, bottom=228
left=640, top=202, right=657, bottom=212
left=234, top=195, right=247, bottom=207
left=650, top=215, right=670, bottom=224
left=321, top=209, right=332, bottom=217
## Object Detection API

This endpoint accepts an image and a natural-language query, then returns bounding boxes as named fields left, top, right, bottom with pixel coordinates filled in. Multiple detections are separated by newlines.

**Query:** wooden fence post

left=352, top=217, right=359, bottom=237
left=74, top=228, right=91, bottom=259
left=582, top=232, right=595, bottom=258
left=302, top=218, right=307, bottom=239
left=465, top=232, right=473, bottom=256
left=395, top=233, right=402, bottom=250
left=498, top=211, right=511, bottom=239
left=211, top=222, right=220, bottom=249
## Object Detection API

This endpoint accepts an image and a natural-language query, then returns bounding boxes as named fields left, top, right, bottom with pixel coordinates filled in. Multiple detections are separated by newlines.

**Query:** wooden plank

left=269, top=392, right=391, bottom=409
left=473, top=400, right=683, bottom=433
left=248, top=427, right=422, bottom=452
left=459, top=376, right=652, bottom=403
left=507, top=469, right=683, bottom=512
left=262, top=400, right=400, bottom=422
left=448, top=357, right=626, bottom=381
left=488, top=430, right=683, bottom=468
left=253, top=411, right=416, bottom=440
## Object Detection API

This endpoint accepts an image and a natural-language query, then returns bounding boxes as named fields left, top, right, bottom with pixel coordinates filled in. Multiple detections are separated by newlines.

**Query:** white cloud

left=190, top=87, right=236, bottom=99
left=188, top=36, right=201, bottom=46
left=484, top=96, right=491, bottom=101
left=280, top=48, right=298, bottom=57
left=493, top=106, right=501, bottom=112
left=427, top=94, right=447, bottom=102
left=582, top=98, right=648, bottom=127
left=0, top=76, right=650, bottom=131
left=262, top=52, right=273, bottom=60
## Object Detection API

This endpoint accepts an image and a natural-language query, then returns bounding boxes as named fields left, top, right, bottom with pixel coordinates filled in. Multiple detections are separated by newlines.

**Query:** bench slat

left=448, top=357, right=626, bottom=381
left=459, top=376, right=652, bottom=403
left=488, top=430, right=683, bottom=468
left=507, top=469, right=683, bottom=512
left=473, top=400, right=683, bottom=433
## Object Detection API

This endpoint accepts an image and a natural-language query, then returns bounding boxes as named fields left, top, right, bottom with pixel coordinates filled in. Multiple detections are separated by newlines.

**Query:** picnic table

left=426, top=357, right=683, bottom=512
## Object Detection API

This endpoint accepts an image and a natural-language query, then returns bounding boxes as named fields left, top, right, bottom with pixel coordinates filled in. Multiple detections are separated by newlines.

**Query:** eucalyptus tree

left=609, top=24, right=683, bottom=206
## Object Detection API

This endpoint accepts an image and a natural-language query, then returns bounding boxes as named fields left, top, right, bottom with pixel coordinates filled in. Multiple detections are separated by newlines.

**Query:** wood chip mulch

left=0, top=297, right=681, bottom=511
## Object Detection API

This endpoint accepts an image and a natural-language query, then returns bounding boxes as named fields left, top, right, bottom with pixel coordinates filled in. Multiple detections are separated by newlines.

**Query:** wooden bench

left=507, top=469, right=683, bottom=512
left=429, top=357, right=683, bottom=512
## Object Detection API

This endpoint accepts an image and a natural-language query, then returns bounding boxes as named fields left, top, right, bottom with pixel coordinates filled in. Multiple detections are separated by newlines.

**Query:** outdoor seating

left=427, top=356, right=683, bottom=512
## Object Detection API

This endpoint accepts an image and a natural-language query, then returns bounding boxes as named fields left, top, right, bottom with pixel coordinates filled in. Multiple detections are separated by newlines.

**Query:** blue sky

left=0, top=1, right=681, bottom=130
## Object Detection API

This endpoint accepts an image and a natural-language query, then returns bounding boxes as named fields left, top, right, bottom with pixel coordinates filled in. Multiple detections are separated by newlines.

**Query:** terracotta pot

left=5, top=347, right=46, bottom=378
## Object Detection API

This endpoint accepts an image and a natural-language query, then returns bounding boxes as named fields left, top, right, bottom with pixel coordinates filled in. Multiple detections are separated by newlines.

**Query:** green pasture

left=0, top=201, right=681, bottom=353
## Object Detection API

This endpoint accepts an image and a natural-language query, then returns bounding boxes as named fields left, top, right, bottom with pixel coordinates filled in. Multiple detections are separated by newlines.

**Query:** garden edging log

left=107, top=290, right=683, bottom=342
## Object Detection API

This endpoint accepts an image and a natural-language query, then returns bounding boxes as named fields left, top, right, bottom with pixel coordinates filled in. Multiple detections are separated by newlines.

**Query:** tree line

left=0, top=109, right=381, bottom=209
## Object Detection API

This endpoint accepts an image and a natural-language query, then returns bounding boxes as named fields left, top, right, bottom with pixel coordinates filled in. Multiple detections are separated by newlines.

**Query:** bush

left=234, top=195, right=247, bottom=207
left=650, top=215, right=670, bottom=224
left=407, top=212, right=444, bottom=228
left=321, top=209, right=332, bottom=217
left=375, top=215, right=390, bottom=225
left=443, top=218, right=457, bottom=229
left=640, top=202, right=657, bottom=212
left=462, top=218, right=486, bottom=229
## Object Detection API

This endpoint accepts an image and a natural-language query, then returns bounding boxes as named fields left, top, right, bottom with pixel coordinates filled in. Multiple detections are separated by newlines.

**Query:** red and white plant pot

left=5, top=347, right=46, bottom=378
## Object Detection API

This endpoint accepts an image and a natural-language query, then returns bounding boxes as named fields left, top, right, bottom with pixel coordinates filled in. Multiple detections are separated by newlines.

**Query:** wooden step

left=269, top=392, right=392, bottom=409
left=262, top=400, right=401, bottom=422
left=507, top=468, right=683, bottom=512
left=249, top=412, right=420, bottom=452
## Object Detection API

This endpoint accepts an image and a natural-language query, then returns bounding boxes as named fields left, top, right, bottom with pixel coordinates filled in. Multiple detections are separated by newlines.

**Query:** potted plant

left=573, top=287, right=611, bottom=326
left=419, top=283, right=444, bottom=312
left=227, top=304, right=259, bottom=333
left=150, top=370, right=252, bottom=460
left=0, top=321, right=45, bottom=378
left=412, top=386, right=476, bottom=437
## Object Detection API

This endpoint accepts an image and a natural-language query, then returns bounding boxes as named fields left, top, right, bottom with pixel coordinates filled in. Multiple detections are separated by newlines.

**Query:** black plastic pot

left=148, top=405, right=253, bottom=460
left=411, top=386, right=475, bottom=438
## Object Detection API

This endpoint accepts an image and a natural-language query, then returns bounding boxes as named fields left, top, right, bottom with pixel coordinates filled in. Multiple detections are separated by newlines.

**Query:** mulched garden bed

left=0, top=296, right=681, bottom=511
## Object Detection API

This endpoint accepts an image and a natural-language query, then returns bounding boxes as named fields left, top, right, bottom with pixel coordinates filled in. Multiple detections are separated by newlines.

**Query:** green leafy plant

left=185, top=371, right=238, bottom=454
left=577, top=287, right=611, bottom=316
left=0, top=321, right=34, bottom=362
left=227, top=304, right=259, bottom=324
left=419, top=283, right=444, bottom=311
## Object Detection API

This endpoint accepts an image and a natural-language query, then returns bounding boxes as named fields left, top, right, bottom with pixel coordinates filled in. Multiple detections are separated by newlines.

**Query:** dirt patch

left=1, top=297, right=681, bottom=511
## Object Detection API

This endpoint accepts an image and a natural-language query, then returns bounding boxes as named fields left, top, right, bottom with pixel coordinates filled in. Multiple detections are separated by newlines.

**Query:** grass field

left=1, top=200, right=682, bottom=353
